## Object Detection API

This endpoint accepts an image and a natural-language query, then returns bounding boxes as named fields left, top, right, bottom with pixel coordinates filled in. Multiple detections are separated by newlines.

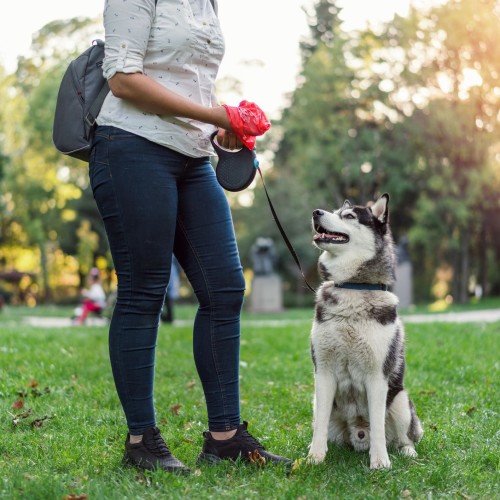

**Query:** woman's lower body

left=89, top=126, right=245, bottom=435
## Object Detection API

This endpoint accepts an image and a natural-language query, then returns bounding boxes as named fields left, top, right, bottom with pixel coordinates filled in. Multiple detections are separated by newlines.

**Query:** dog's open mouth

left=313, top=224, right=349, bottom=244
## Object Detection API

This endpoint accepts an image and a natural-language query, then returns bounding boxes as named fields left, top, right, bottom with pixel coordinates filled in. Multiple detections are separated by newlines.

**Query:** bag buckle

left=85, top=112, right=96, bottom=128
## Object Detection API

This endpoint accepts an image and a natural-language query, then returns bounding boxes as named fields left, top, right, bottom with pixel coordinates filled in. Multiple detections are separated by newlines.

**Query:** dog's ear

left=342, top=200, right=352, bottom=210
left=371, top=193, right=389, bottom=224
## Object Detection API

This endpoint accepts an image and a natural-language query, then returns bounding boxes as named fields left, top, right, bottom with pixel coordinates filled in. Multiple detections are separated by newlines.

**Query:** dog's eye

left=343, top=213, right=356, bottom=220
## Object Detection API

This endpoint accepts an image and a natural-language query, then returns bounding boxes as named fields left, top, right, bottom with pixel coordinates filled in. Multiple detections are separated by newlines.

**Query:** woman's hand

left=216, top=129, right=243, bottom=150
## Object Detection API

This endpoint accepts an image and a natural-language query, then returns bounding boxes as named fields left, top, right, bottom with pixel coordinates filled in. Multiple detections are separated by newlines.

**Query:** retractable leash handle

left=210, top=131, right=316, bottom=293
left=210, top=131, right=258, bottom=192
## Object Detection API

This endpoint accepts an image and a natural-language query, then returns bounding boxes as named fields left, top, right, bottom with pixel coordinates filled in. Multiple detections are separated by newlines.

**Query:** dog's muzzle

left=312, top=210, right=349, bottom=244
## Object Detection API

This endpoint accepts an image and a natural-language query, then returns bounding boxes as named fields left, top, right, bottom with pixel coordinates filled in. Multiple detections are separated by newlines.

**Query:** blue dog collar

left=334, top=282, right=388, bottom=291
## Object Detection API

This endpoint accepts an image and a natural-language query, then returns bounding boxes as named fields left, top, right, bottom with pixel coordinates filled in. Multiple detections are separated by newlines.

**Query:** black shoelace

left=144, top=428, right=172, bottom=457
left=242, top=430, right=266, bottom=451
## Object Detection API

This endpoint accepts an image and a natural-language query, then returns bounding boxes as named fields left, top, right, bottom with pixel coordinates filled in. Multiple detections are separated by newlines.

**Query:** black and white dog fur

left=308, top=193, right=423, bottom=469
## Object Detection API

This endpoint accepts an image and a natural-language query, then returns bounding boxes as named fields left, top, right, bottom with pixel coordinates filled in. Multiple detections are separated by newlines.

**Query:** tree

left=235, top=0, right=500, bottom=304
left=1, top=17, right=105, bottom=302
left=382, top=0, right=500, bottom=302
left=233, top=0, right=416, bottom=301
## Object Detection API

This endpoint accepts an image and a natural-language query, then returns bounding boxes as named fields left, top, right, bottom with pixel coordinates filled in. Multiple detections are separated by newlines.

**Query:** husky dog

left=308, top=193, right=423, bottom=469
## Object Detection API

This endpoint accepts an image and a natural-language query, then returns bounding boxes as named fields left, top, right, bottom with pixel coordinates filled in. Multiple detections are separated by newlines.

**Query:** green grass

left=399, top=295, right=500, bottom=315
left=0, top=305, right=498, bottom=499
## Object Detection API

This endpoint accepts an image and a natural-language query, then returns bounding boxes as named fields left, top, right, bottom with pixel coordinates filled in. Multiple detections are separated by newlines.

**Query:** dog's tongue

left=314, top=233, right=345, bottom=241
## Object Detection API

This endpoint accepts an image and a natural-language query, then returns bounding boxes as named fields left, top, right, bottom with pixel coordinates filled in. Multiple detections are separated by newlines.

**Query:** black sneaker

left=197, top=421, right=292, bottom=468
left=123, top=426, right=190, bottom=475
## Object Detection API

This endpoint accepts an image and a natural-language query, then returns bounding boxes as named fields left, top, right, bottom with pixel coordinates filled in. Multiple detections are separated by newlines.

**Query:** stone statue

left=250, top=237, right=277, bottom=276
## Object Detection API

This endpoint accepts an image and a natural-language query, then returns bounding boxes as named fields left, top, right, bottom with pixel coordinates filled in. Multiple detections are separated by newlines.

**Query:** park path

left=22, top=308, right=500, bottom=328
left=401, top=309, right=500, bottom=324
left=23, top=316, right=108, bottom=327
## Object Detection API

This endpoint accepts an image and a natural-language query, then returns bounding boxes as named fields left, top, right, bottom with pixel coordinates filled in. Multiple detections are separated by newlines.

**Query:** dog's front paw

left=370, top=451, right=391, bottom=469
left=307, top=452, right=326, bottom=464
left=399, top=445, right=418, bottom=458
left=308, top=443, right=327, bottom=464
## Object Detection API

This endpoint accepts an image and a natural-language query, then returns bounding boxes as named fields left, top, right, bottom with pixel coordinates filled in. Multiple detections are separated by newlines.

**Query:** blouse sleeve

left=102, top=0, right=156, bottom=80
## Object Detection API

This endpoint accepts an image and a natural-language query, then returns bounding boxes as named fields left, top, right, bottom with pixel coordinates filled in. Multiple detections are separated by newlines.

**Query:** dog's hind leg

left=328, top=410, right=349, bottom=446
left=387, top=391, right=422, bottom=457
left=309, top=369, right=337, bottom=464
left=366, top=375, right=391, bottom=469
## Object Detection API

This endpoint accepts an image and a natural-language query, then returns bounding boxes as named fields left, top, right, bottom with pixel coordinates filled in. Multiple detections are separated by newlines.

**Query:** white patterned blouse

left=97, top=0, right=224, bottom=157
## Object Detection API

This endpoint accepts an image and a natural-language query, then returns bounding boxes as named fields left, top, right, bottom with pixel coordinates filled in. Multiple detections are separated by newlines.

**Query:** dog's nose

left=313, top=209, right=324, bottom=218
left=358, top=431, right=365, bottom=439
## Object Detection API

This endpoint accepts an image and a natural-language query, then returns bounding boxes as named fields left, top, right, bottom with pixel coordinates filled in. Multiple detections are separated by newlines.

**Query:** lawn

left=0, top=305, right=498, bottom=499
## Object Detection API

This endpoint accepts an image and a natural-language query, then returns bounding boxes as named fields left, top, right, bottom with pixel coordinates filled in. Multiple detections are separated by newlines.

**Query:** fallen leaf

left=465, top=406, right=477, bottom=416
left=136, top=475, right=151, bottom=487
left=63, top=495, right=88, bottom=500
left=186, top=380, right=196, bottom=390
left=184, top=422, right=193, bottom=430
left=291, top=458, right=306, bottom=472
left=418, top=389, right=436, bottom=396
left=12, top=408, right=33, bottom=426
left=401, top=490, right=412, bottom=498
left=28, top=379, right=39, bottom=388
left=31, top=416, right=53, bottom=428
left=247, top=449, right=266, bottom=467
left=12, top=399, right=24, bottom=410
left=170, top=404, right=182, bottom=415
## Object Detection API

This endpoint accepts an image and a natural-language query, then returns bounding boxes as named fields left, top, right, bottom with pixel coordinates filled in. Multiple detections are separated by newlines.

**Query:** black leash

left=214, top=143, right=391, bottom=295
left=255, top=167, right=316, bottom=293
left=212, top=131, right=316, bottom=293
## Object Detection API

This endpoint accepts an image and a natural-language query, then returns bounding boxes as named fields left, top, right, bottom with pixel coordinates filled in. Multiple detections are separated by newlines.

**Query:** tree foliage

left=0, top=17, right=105, bottom=302
left=1, top=1, right=500, bottom=304
left=234, top=0, right=500, bottom=304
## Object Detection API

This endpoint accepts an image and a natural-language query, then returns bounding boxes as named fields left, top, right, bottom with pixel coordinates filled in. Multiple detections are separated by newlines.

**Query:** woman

left=91, top=0, right=291, bottom=474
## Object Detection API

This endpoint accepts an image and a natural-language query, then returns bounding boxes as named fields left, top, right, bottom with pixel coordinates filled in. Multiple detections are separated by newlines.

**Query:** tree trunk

left=458, top=230, right=469, bottom=304
left=478, top=225, right=488, bottom=297
left=39, top=242, right=52, bottom=304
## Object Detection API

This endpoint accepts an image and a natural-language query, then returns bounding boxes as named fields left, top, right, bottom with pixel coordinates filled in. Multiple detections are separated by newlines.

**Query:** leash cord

left=256, top=167, right=316, bottom=293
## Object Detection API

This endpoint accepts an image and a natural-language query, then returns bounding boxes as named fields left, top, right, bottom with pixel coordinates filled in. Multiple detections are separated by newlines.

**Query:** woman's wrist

left=202, top=105, right=231, bottom=130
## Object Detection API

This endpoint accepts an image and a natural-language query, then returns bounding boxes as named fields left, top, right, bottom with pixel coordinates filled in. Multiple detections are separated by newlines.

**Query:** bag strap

left=85, top=78, right=110, bottom=127
left=256, top=166, right=316, bottom=293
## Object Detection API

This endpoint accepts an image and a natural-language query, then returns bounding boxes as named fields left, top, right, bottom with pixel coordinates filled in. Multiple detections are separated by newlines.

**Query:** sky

left=0, top=0, right=410, bottom=118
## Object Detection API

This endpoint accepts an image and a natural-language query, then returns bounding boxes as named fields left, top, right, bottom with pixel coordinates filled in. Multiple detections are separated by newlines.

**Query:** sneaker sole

left=197, top=452, right=293, bottom=471
left=123, top=455, right=191, bottom=475
left=197, top=452, right=223, bottom=466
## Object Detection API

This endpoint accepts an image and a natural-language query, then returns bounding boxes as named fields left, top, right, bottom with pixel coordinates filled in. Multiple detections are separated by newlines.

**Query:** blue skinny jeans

left=89, top=126, right=245, bottom=434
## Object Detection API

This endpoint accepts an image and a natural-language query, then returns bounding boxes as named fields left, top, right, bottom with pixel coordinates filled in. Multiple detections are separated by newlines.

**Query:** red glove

left=222, top=100, right=271, bottom=150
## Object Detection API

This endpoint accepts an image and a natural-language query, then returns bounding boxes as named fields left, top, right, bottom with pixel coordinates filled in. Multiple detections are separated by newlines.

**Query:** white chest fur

left=311, top=282, right=400, bottom=418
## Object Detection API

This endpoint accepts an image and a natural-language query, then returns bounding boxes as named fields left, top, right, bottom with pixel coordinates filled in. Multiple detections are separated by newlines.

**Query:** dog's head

left=311, top=194, right=395, bottom=284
